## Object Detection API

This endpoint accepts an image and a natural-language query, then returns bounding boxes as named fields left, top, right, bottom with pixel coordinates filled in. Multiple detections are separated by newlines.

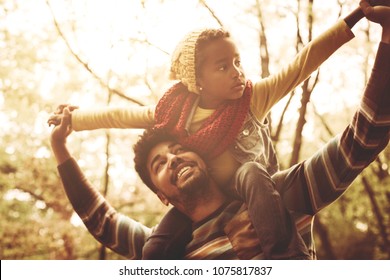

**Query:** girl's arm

left=71, top=104, right=156, bottom=131
left=250, top=9, right=359, bottom=121
left=49, top=104, right=155, bottom=131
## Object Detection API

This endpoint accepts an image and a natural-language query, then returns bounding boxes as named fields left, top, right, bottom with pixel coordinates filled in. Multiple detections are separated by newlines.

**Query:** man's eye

left=156, top=160, right=166, bottom=172
left=218, top=65, right=227, bottom=71
left=235, top=60, right=241, bottom=67
left=173, top=146, right=186, bottom=154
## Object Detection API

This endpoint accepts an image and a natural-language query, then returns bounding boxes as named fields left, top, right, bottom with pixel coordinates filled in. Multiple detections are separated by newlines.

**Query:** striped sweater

left=58, top=159, right=312, bottom=259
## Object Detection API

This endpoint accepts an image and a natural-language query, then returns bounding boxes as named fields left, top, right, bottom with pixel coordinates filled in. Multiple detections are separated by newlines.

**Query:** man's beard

left=178, top=168, right=209, bottom=196
left=172, top=168, right=210, bottom=210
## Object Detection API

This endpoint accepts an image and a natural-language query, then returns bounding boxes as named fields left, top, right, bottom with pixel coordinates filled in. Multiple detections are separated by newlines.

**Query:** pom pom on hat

left=169, top=29, right=205, bottom=94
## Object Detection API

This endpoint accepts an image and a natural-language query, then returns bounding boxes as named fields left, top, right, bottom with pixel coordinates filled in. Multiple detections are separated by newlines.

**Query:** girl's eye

left=218, top=65, right=227, bottom=71
left=235, top=60, right=241, bottom=67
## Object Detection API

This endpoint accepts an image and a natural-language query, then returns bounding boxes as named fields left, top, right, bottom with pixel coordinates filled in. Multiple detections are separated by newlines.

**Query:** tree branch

left=289, top=0, right=315, bottom=166
left=255, top=0, right=270, bottom=79
left=45, top=0, right=145, bottom=106
left=272, top=90, right=296, bottom=143
left=129, top=37, right=170, bottom=56
left=311, top=102, right=335, bottom=138
left=199, top=0, right=224, bottom=28
left=361, top=175, right=390, bottom=258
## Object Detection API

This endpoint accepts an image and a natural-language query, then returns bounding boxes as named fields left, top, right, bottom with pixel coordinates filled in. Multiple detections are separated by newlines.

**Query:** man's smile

left=177, top=166, right=191, bottom=179
left=171, top=162, right=196, bottom=185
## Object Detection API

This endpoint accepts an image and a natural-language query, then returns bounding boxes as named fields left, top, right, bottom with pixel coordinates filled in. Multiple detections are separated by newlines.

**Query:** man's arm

left=274, top=2, right=390, bottom=214
left=361, top=0, right=390, bottom=43
left=50, top=108, right=152, bottom=259
left=57, top=158, right=152, bottom=259
left=50, top=107, right=73, bottom=165
left=275, top=41, right=389, bottom=214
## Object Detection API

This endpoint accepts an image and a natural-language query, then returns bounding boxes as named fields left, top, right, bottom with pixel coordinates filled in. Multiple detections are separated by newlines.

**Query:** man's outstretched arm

left=49, top=108, right=152, bottom=259
left=274, top=2, right=390, bottom=214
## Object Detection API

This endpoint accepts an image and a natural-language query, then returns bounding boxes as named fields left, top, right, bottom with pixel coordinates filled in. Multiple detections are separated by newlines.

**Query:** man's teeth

left=177, top=166, right=191, bottom=179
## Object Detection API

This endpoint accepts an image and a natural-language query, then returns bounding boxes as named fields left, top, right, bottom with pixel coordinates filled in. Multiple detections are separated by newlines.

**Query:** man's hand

left=369, top=0, right=390, bottom=7
left=50, top=107, right=73, bottom=165
left=48, top=104, right=79, bottom=127
left=361, top=0, right=390, bottom=43
left=50, top=106, right=73, bottom=144
left=361, top=0, right=390, bottom=25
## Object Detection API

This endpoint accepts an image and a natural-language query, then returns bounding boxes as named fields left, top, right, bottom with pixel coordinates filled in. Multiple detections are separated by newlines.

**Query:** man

left=49, top=1, right=389, bottom=259
left=51, top=117, right=266, bottom=259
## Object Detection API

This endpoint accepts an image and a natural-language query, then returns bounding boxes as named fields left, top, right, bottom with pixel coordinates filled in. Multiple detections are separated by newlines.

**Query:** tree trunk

left=289, top=0, right=315, bottom=166
left=314, top=216, right=338, bottom=259
left=273, top=91, right=296, bottom=143
left=361, top=175, right=390, bottom=258
left=255, top=0, right=270, bottom=79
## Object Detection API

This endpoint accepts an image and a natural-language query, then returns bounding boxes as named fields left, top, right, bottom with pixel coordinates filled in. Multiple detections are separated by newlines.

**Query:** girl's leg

left=232, top=161, right=310, bottom=259
left=142, top=207, right=192, bottom=259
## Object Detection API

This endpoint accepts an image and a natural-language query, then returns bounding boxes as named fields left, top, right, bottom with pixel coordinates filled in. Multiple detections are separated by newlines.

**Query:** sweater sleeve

left=303, top=42, right=390, bottom=214
left=251, top=19, right=355, bottom=121
left=57, top=158, right=153, bottom=259
left=274, top=42, right=389, bottom=215
left=71, top=105, right=156, bottom=131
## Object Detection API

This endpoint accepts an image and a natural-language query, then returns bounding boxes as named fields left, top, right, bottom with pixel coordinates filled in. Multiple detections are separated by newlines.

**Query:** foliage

left=314, top=160, right=390, bottom=259
left=0, top=0, right=388, bottom=260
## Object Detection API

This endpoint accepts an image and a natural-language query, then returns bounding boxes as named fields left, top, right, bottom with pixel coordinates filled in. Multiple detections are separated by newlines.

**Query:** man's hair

left=133, top=129, right=177, bottom=193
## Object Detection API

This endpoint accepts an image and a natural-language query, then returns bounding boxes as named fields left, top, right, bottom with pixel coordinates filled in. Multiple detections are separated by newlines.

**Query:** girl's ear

left=156, top=191, right=169, bottom=206
left=196, top=80, right=204, bottom=93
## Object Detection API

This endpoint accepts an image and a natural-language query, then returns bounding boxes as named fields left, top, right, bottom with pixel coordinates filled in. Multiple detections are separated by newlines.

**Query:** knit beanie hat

left=169, top=29, right=205, bottom=94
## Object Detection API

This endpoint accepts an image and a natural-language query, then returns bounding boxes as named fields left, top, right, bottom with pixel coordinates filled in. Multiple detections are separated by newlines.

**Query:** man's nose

left=168, top=154, right=182, bottom=169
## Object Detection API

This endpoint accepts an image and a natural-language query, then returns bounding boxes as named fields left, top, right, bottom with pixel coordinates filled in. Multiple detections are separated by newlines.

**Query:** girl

left=49, top=2, right=377, bottom=259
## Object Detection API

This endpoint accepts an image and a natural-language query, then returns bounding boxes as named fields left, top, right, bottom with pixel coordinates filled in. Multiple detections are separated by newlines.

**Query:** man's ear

left=156, top=191, right=169, bottom=206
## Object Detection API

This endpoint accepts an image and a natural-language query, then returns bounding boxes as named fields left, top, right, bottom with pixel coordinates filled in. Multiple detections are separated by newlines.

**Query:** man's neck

left=181, top=181, right=228, bottom=223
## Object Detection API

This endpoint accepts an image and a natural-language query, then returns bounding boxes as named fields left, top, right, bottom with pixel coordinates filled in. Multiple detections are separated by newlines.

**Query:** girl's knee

left=237, top=162, right=272, bottom=184
left=233, top=162, right=276, bottom=196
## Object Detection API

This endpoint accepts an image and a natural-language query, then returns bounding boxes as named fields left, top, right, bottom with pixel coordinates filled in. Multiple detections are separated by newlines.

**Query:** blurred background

left=0, top=0, right=389, bottom=260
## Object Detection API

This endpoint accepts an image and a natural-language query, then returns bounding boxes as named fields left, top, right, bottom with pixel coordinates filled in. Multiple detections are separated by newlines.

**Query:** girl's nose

left=232, top=65, right=243, bottom=78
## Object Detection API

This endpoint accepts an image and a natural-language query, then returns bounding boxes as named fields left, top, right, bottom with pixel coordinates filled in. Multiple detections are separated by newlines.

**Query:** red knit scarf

left=154, top=81, right=252, bottom=160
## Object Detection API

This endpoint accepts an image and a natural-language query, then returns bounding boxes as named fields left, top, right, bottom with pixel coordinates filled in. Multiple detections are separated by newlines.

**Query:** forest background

left=1, top=0, right=389, bottom=260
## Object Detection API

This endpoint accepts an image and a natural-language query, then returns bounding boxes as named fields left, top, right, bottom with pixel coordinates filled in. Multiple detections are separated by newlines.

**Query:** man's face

left=147, top=141, right=209, bottom=207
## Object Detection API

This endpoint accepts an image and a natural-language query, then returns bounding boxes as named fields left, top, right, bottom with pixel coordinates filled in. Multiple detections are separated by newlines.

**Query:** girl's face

left=197, top=37, right=246, bottom=109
